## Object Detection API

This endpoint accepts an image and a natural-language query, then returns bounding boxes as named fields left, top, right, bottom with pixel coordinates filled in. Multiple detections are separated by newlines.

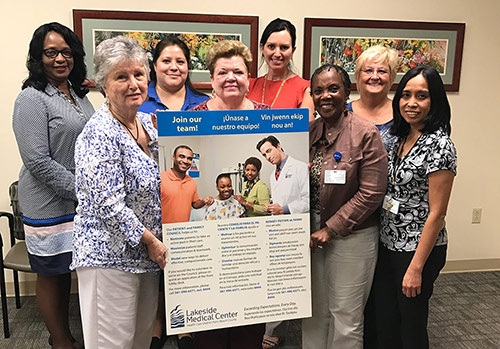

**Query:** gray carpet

left=0, top=271, right=498, bottom=348
left=428, top=272, right=500, bottom=348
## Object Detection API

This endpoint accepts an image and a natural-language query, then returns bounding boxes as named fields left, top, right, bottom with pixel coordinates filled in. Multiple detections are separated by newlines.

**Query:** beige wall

left=0, top=0, right=499, bottom=282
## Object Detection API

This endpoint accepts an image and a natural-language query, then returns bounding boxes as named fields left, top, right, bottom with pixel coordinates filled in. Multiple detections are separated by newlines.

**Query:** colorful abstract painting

left=320, top=37, right=447, bottom=74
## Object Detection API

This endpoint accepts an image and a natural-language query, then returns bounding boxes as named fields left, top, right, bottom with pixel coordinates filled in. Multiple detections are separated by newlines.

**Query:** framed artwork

left=73, top=9, right=259, bottom=89
left=303, top=18, right=465, bottom=91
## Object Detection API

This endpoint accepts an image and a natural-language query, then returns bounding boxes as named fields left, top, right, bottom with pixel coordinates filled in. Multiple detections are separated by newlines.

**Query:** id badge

left=324, top=170, right=346, bottom=184
left=382, top=195, right=400, bottom=214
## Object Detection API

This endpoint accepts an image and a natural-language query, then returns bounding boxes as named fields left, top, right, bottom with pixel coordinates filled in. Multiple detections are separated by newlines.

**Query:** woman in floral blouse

left=375, top=66, right=457, bottom=349
left=72, top=36, right=166, bottom=349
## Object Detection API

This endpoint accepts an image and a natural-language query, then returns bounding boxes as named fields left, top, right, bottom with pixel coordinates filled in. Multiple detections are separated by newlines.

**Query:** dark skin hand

left=310, top=227, right=332, bottom=249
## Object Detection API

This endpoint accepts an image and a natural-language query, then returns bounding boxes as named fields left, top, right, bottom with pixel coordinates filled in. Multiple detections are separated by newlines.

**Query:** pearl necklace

left=261, top=73, right=292, bottom=108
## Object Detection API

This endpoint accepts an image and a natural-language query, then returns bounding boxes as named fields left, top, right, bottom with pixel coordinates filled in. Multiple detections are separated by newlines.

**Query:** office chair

left=0, top=181, right=33, bottom=338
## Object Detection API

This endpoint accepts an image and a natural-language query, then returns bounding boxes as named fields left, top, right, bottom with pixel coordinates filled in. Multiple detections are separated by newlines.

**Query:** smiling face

left=216, top=176, right=233, bottom=200
left=261, top=30, right=295, bottom=73
left=245, top=164, right=259, bottom=182
left=103, top=59, right=148, bottom=117
left=211, top=55, right=249, bottom=101
left=357, top=56, right=391, bottom=97
left=172, top=147, right=194, bottom=175
left=154, top=44, right=189, bottom=92
left=399, top=73, right=431, bottom=131
left=311, top=68, right=348, bottom=122
left=42, top=31, right=74, bottom=86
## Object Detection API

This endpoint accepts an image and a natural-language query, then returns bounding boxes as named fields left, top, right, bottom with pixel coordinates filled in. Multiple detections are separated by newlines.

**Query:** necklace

left=354, top=99, right=392, bottom=125
left=115, top=116, right=144, bottom=152
left=261, top=73, right=291, bottom=108
left=51, top=83, right=85, bottom=116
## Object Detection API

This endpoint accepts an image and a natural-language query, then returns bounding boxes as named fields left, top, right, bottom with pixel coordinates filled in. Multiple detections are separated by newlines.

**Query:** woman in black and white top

left=374, top=65, right=457, bottom=349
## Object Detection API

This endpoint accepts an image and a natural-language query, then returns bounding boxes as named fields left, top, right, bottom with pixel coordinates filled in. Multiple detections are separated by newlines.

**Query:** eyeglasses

left=43, top=48, right=73, bottom=59
left=361, top=68, right=389, bottom=77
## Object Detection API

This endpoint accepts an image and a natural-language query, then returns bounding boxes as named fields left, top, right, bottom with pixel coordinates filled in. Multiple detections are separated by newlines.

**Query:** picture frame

left=73, top=9, right=259, bottom=90
left=303, top=18, right=465, bottom=91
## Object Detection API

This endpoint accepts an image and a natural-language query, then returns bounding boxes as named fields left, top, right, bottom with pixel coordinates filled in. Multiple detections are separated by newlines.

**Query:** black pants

left=372, top=244, right=446, bottom=349
left=194, top=323, right=264, bottom=349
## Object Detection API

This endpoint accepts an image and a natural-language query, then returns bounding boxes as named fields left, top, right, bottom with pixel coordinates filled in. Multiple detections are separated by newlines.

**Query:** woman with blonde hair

left=348, top=45, right=399, bottom=151
left=348, top=45, right=399, bottom=348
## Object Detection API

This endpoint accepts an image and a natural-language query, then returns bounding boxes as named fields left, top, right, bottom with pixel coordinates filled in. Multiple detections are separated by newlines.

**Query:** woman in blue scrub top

left=139, top=35, right=209, bottom=115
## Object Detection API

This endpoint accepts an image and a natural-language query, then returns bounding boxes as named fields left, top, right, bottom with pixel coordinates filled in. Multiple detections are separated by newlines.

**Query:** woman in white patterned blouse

left=72, top=36, right=167, bottom=349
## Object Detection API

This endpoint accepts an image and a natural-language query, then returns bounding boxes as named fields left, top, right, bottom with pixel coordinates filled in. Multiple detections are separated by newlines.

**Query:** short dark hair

left=216, top=173, right=232, bottom=186
left=23, top=22, right=89, bottom=98
left=173, top=145, right=193, bottom=156
left=310, top=63, right=351, bottom=98
left=260, top=18, right=297, bottom=48
left=150, top=35, right=205, bottom=97
left=244, top=157, right=262, bottom=172
left=391, top=65, right=451, bottom=137
left=256, top=135, right=281, bottom=152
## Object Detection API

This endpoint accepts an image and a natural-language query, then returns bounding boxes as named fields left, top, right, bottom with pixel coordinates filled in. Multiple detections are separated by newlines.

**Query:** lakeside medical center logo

left=170, top=304, right=185, bottom=329
left=170, top=304, right=239, bottom=330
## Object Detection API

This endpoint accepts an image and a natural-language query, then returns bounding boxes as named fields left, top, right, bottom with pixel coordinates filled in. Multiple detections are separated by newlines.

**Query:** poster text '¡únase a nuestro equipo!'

left=185, top=307, right=238, bottom=323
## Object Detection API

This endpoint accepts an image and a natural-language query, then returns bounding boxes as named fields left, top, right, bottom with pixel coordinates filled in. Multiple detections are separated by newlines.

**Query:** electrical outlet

left=472, top=208, right=482, bottom=224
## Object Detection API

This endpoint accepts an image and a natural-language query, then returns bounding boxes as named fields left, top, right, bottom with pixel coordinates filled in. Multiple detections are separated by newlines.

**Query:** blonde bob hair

left=354, top=45, right=399, bottom=85
left=205, top=40, right=252, bottom=76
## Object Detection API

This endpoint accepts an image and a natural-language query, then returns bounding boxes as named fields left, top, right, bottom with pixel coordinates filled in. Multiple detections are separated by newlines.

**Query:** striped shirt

left=12, top=84, right=94, bottom=256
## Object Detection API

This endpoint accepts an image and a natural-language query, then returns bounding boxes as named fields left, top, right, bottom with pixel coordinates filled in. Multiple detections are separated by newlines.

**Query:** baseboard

left=442, top=258, right=500, bottom=273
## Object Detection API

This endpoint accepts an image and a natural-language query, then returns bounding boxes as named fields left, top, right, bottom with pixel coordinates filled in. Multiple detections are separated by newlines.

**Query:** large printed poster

left=158, top=108, right=311, bottom=334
